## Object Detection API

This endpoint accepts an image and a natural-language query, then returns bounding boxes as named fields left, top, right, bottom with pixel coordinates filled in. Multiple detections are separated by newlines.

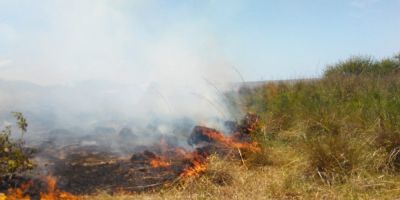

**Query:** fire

left=40, top=176, right=78, bottom=200
left=150, top=157, right=171, bottom=168
left=201, top=129, right=260, bottom=152
left=5, top=182, right=30, bottom=200
left=5, top=176, right=78, bottom=200
left=1, top=113, right=261, bottom=196
left=180, top=158, right=208, bottom=178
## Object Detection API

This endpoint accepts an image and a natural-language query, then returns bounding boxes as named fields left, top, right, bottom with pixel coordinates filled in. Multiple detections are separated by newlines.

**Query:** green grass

left=243, top=53, right=400, bottom=184
left=5, top=54, right=400, bottom=199
left=84, top=53, right=400, bottom=199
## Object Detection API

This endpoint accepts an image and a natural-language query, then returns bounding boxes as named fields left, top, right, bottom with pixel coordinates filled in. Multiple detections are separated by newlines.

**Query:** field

left=79, top=54, right=400, bottom=199
left=2, top=54, right=400, bottom=200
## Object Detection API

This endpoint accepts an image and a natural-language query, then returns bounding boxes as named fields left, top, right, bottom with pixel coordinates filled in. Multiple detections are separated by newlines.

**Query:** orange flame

left=202, top=130, right=260, bottom=152
left=179, top=153, right=208, bottom=179
left=6, top=176, right=78, bottom=200
left=150, top=157, right=171, bottom=168
left=40, top=176, right=78, bottom=200
left=180, top=160, right=208, bottom=178
left=6, top=181, right=31, bottom=200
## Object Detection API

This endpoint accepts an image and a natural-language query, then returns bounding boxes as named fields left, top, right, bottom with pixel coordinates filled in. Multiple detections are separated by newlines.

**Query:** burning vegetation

left=5, top=176, right=78, bottom=200
left=0, top=113, right=260, bottom=199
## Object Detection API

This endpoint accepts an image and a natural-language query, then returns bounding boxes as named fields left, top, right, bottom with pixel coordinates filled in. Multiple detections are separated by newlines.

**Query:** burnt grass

left=52, top=120, right=256, bottom=195
left=0, top=113, right=259, bottom=197
left=53, top=153, right=182, bottom=194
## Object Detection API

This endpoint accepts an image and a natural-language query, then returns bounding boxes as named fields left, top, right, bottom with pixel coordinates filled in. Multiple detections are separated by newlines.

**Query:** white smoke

left=0, top=0, right=239, bottom=138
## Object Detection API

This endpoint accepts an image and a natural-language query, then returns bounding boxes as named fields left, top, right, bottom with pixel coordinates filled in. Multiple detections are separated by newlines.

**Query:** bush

left=0, top=112, right=34, bottom=175
left=324, top=54, right=400, bottom=77
left=324, top=56, right=376, bottom=77
left=242, top=53, right=400, bottom=184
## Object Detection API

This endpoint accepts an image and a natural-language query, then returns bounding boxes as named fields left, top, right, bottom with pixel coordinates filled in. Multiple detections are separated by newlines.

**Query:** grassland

left=53, top=54, right=400, bottom=199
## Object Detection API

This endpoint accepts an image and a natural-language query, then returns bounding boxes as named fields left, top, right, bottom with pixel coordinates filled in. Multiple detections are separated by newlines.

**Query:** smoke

left=0, top=1, right=239, bottom=142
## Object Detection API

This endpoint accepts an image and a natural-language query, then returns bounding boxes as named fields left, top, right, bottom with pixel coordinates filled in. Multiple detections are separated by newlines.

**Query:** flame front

left=40, top=176, right=78, bottom=200
left=202, top=129, right=260, bottom=152
left=5, top=176, right=78, bottom=200
left=2, top=114, right=260, bottom=196
left=6, top=180, right=33, bottom=200
left=180, top=159, right=208, bottom=178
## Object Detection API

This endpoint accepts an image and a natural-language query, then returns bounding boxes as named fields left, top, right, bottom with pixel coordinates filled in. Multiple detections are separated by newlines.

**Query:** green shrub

left=0, top=112, right=34, bottom=175
left=324, top=56, right=376, bottom=77
left=242, top=53, right=400, bottom=184
left=324, top=54, right=400, bottom=77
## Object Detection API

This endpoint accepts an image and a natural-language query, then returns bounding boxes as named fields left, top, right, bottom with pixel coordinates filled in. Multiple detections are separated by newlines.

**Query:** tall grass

left=74, top=54, right=400, bottom=199
left=243, top=53, right=400, bottom=183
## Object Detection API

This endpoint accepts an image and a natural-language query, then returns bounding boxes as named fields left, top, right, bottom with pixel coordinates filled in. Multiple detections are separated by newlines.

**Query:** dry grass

left=73, top=55, right=400, bottom=199
left=79, top=145, right=400, bottom=200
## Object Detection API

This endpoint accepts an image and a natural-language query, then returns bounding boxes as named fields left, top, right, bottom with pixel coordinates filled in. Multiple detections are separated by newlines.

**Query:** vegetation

left=4, top=54, right=400, bottom=199
left=238, top=53, right=400, bottom=194
left=0, top=112, right=33, bottom=175
left=78, top=53, right=400, bottom=199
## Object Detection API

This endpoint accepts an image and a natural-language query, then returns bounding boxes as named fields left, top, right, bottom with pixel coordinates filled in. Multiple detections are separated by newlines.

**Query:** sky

left=0, top=0, right=399, bottom=85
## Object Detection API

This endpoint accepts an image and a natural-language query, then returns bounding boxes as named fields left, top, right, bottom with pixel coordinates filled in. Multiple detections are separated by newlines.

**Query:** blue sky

left=0, top=0, right=399, bottom=85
